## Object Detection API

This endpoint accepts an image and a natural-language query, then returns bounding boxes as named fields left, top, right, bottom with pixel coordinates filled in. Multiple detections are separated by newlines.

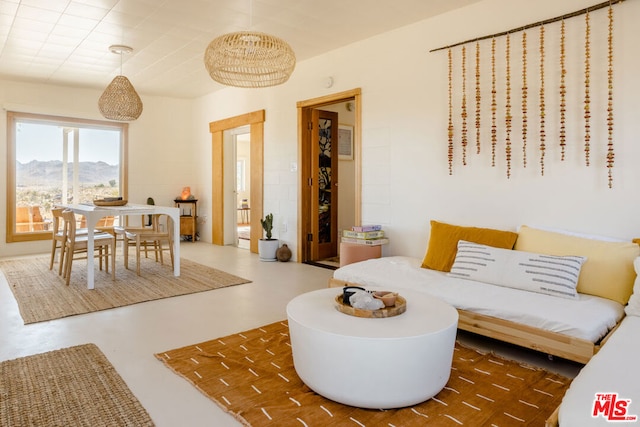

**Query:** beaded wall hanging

left=432, top=0, right=623, bottom=188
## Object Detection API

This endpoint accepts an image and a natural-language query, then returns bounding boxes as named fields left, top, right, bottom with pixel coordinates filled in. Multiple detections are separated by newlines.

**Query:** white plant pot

left=258, top=239, right=279, bottom=261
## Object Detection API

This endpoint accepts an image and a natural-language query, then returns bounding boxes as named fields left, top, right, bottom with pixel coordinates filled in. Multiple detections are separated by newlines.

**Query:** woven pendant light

left=204, top=31, right=296, bottom=88
left=203, top=0, right=295, bottom=88
left=98, top=45, right=143, bottom=121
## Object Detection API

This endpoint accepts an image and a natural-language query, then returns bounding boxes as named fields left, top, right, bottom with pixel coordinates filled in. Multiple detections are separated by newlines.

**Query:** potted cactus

left=258, top=213, right=279, bottom=261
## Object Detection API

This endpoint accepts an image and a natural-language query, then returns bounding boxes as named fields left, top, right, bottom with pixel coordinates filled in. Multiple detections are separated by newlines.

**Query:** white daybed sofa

left=555, top=258, right=640, bottom=426
left=332, top=255, right=623, bottom=363
left=331, top=222, right=639, bottom=365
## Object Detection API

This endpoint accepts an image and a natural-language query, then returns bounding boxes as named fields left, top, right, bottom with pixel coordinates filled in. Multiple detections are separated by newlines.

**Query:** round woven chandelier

left=98, top=45, right=143, bottom=121
left=204, top=31, right=296, bottom=88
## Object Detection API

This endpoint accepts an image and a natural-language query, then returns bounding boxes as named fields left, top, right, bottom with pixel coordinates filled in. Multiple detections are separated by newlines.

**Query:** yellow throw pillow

left=421, top=220, right=518, bottom=272
left=515, top=226, right=640, bottom=305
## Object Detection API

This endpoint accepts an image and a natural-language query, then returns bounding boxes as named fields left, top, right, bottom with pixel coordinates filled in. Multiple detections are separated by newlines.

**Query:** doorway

left=297, top=89, right=362, bottom=264
left=209, top=110, right=265, bottom=253
left=222, top=126, right=251, bottom=249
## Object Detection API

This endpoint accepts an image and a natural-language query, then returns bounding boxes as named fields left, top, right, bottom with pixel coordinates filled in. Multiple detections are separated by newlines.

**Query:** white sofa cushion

left=334, top=256, right=624, bottom=343
left=448, top=241, right=586, bottom=300
left=559, top=316, right=640, bottom=425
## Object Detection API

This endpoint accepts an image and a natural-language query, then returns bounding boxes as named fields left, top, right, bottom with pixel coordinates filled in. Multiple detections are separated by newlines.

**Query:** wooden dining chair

left=60, top=210, right=116, bottom=286
left=50, top=207, right=98, bottom=275
left=113, top=215, right=156, bottom=261
left=79, top=215, right=116, bottom=234
left=115, top=214, right=174, bottom=276
left=49, top=208, right=67, bottom=275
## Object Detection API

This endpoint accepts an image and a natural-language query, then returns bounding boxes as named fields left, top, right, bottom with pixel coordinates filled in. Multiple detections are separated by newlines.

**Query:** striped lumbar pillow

left=449, top=240, right=586, bottom=300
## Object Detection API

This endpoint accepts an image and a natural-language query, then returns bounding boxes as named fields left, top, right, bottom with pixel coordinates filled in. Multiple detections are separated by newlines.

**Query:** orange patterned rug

left=156, top=321, right=571, bottom=426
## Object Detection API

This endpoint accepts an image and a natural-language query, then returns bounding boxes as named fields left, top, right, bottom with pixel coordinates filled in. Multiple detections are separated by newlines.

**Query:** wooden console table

left=174, top=199, right=197, bottom=241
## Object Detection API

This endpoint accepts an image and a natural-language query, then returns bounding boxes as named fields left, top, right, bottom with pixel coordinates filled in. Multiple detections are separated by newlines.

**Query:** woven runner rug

left=156, top=321, right=571, bottom=426
left=1, top=256, right=250, bottom=324
left=0, top=343, right=154, bottom=426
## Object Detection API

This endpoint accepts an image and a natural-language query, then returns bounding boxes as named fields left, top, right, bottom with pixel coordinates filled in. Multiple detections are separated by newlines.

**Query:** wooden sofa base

left=457, top=309, right=598, bottom=364
left=328, top=278, right=618, bottom=364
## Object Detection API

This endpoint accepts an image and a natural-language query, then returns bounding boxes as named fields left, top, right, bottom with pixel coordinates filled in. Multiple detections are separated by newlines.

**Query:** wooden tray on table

left=93, top=199, right=128, bottom=207
left=334, top=294, right=406, bottom=318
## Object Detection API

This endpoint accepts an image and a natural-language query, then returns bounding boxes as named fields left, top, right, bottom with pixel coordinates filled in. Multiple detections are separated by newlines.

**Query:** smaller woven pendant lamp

left=203, top=0, right=295, bottom=88
left=98, top=45, right=143, bottom=121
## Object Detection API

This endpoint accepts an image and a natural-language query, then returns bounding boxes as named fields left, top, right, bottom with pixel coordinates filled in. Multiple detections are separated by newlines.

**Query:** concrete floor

left=0, top=243, right=583, bottom=426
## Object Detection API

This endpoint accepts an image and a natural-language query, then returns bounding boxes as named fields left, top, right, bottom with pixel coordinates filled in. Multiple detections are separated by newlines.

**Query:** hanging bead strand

left=461, top=45, right=468, bottom=166
left=584, top=11, right=591, bottom=166
left=448, top=48, right=454, bottom=175
left=539, top=25, right=546, bottom=176
left=475, top=41, right=481, bottom=154
left=607, top=5, right=614, bottom=188
left=522, top=32, right=528, bottom=168
left=505, top=33, right=512, bottom=178
left=559, top=19, right=567, bottom=160
left=491, top=38, right=497, bottom=167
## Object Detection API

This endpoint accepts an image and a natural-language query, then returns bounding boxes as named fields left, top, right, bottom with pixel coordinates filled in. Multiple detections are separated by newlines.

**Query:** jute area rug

left=0, top=343, right=154, bottom=426
left=156, top=321, right=571, bottom=426
left=1, top=256, right=251, bottom=324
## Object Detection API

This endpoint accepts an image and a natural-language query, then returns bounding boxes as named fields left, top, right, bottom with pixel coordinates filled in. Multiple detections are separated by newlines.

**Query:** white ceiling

left=0, top=0, right=482, bottom=99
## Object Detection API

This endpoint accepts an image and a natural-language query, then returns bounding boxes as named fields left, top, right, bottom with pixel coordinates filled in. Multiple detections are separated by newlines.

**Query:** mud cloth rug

left=1, top=256, right=251, bottom=324
left=156, top=321, right=571, bottom=426
left=0, top=344, right=154, bottom=426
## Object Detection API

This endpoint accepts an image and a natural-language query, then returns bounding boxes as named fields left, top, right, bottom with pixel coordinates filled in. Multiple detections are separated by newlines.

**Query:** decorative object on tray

left=341, top=286, right=366, bottom=304
left=335, top=287, right=406, bottom=318
left=348, top=288, right=383, bottom=310
left=373, top=290, right=398, bottom=307
left=93, top=197, right=127, bottom=206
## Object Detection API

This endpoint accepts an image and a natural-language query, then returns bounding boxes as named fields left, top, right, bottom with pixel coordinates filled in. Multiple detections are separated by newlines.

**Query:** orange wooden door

left=310, top=109, right=339, bottom=260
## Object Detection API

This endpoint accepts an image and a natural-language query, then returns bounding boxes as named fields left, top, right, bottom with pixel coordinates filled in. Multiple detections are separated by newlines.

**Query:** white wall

left=194, top=0, right=640, bottom=260
left=2, top=0, right=639, bottom=261
left=0, top=80, right=196, bottom=257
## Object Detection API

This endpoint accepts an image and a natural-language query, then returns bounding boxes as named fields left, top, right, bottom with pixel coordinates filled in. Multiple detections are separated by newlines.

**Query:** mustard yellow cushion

left=515, top=226, right=640, bottom=305
left=421, top=220, right=518, bottom=272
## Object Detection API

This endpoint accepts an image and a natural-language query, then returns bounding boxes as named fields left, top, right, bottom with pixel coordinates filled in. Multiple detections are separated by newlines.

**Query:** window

left=6, top=112, right=128, bottom=243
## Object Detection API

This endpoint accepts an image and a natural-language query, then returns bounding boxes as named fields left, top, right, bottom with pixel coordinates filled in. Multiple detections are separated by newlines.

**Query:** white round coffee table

left=286, top=287, right=458, bottom=409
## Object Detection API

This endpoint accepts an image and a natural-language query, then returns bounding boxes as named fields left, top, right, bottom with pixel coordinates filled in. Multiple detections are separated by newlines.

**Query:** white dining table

left=61, top=203, right=181, bottom=289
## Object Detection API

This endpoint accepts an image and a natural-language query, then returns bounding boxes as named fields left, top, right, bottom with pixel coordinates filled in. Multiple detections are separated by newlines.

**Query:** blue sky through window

left=16, top=122, right=120, bottom=165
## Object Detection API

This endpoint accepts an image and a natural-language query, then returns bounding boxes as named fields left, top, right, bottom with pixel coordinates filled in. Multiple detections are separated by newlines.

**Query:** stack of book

left=341, top=225, right=389, bottom=246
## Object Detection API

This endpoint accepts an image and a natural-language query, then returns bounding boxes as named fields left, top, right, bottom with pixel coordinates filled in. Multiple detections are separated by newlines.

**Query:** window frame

left=6, top=111, right=128, bottom=243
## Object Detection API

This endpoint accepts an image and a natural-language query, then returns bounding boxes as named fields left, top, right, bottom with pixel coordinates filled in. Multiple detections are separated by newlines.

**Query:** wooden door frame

left=209, top=110, right=265, bottom=253
left=297, top=88, right=362, bottom=262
